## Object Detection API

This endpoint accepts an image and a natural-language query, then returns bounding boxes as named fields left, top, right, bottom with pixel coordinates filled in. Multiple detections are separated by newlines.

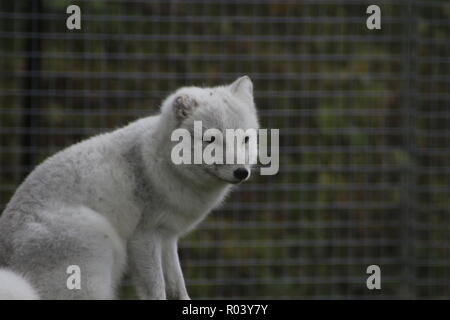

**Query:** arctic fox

left=0, top=76, right=259, bottom=299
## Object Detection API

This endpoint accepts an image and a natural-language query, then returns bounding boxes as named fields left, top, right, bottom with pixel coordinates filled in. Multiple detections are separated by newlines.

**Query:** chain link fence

left=0, top=0, right=449, bottom=299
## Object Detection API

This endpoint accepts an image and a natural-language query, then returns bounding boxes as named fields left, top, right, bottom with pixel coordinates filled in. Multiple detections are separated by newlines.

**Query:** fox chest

left=154, top=190, right=227, bottom=236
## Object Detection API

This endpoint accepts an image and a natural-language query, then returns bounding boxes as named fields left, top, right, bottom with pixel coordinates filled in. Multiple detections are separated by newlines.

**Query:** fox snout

left=233, top=168, right=249, bottom=181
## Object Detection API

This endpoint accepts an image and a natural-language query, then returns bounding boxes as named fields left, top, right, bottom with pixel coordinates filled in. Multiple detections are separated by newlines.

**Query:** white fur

left=0, top=76, right=259, bottom=299
left=0, top=269, right=39, bottom=299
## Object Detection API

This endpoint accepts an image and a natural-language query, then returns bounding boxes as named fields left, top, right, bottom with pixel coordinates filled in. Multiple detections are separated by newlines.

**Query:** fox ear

left=229, top=76, right=253, bottom=102
left=173, top=94, right=198, bottom=120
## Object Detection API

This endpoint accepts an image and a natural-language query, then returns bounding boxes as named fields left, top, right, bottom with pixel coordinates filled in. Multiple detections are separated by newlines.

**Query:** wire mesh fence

left=0, top=0, right=449, bottom=299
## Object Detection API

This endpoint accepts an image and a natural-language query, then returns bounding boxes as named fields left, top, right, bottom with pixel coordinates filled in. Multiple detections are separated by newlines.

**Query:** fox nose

left=233, top=168, right=249, bottom=181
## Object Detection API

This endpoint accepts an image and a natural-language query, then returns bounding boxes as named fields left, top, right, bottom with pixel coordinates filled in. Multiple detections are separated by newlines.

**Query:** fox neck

left=139, top=114, right=230, bottom=205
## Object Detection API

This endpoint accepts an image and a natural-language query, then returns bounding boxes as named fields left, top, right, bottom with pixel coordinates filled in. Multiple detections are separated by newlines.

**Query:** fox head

left=160, top=76, right=260, bottom=185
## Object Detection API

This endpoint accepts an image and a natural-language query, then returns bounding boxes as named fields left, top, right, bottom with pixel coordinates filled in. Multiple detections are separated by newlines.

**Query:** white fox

left=0, top=76, right=259, bottom=299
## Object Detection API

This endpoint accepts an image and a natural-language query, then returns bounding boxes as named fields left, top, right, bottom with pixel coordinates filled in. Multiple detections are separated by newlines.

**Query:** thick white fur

left=0, top=76, right=259, bottom=299
left=0, top=269, right=39, bottom=299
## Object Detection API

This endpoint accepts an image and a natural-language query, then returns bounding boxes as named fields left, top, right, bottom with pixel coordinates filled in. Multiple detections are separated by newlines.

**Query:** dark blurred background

left=0, top=0, right=449, bottom=299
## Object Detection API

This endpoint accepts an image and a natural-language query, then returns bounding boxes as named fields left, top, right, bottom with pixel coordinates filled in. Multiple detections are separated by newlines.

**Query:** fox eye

left=205, top=136, right=215, bottom=144
left=244, top=136, right=249, bottom=144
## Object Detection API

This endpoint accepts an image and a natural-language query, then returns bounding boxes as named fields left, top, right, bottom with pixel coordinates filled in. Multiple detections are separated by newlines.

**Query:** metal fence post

left=400, top=0, right=418, bottom=299
left=22, top=0, right=43, bottom=176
